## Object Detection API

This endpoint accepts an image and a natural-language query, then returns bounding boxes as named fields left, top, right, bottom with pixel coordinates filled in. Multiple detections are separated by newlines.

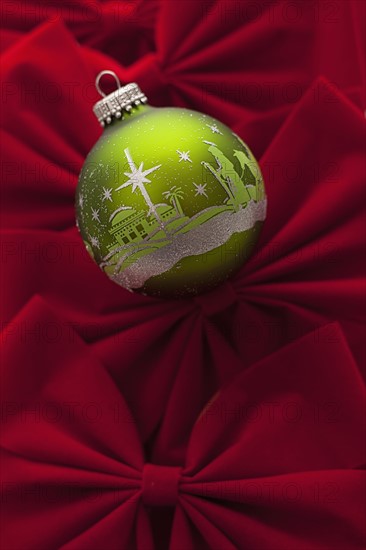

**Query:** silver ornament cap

left=93, top=70, right=148, bottom=127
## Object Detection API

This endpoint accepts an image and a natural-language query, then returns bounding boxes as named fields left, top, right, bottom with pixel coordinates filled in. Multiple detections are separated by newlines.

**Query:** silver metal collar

left=93, top=70, right=148, bottom=127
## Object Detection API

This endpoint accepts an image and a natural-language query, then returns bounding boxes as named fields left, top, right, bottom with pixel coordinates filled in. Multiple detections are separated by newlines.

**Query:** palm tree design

left=116, top=148, right=165, bottom=229
left=162, top=186, right=185, bottom=216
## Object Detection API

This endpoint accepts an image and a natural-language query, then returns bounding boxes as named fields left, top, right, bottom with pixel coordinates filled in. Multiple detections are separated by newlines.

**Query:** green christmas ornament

left=76, top=71, right=267, bottom=298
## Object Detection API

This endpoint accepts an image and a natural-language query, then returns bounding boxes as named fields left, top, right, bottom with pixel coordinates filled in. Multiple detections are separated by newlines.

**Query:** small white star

left=91, top=208, right=100, bottom=222
left=78, top=194, right=84, bottom=208
left=206, top=123, right=223, bottom=135
left=102, top=187, right=113, bottom=202
left=90, top=235, right=100, bottom=248
left=193, top=182, right=208, bottom=198
left=177, top=150, right=192, bottom=163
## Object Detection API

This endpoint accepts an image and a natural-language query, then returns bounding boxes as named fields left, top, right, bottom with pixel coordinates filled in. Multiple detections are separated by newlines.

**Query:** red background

left=1, top=1, right=365, bottom=548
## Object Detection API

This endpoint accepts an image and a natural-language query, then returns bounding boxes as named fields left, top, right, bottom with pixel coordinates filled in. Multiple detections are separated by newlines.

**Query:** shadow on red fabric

left=1, top=1, right=365, bottom=549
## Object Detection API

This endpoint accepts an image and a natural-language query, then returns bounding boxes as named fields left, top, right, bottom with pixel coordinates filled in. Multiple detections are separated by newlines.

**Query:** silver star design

left=193, top=182, right=208, bottom=198
left=102, top=187, right=113, bottom=202
left=78, top=194, right=84, bottom=208
left=91, top=208, right=100, bottom=222
left=116, top=151, right=161, bottom=192
left=115, top=149, right=164, bottom=228
left=206, top=123, right=223, bottom=135
left=177, top=150, right=192, bottom=163
left=90, top=235, right=100, bottom=248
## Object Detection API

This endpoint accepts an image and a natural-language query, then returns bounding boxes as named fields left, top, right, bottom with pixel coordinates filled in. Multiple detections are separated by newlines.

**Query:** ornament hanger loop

left=92, top=70, right=148, bottom=125
left=95, top=70, right=122, bottom=98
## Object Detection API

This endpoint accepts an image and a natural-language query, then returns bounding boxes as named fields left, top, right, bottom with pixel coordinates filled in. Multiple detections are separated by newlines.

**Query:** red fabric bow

left=2, top=297, right=365, bottom=549
left=1, top=1, right=365, bottom=548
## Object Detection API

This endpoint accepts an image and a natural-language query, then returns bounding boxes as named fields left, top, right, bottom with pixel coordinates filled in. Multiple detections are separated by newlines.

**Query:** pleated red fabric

left=1, top=1, right=365, bottom=549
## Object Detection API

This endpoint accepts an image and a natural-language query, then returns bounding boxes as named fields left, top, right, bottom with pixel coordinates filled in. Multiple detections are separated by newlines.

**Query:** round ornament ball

left=76, top=71, right=267, bottom=298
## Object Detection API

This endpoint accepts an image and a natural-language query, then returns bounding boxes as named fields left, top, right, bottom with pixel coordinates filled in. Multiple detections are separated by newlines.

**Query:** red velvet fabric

left=1, top=1, right=365, bottom=549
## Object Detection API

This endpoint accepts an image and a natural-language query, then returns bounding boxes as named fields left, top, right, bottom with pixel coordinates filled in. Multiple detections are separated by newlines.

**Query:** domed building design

left=108, top=204, right=178, bottom=251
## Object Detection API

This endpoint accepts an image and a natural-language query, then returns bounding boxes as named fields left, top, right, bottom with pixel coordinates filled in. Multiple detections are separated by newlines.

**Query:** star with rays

left=91, top=208, right=100, bottom=222
left=193, top=182, right=208, bottom=198
left=177, top=150, right=192, bottom=163
left=206, top=123, right=223, bottom=135
left=116, top=148, right=164, bottom=226
left=102, top=187, right=113, bottom=202
left=116, top=149, right=161, bottom=194
left=78, top=194, right=84, bottom=208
